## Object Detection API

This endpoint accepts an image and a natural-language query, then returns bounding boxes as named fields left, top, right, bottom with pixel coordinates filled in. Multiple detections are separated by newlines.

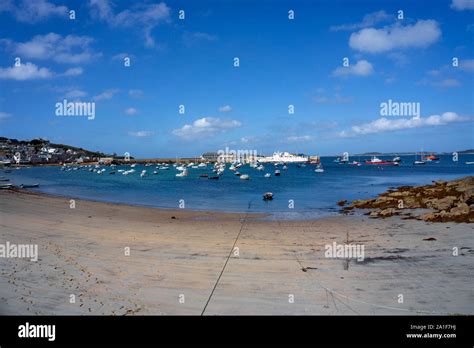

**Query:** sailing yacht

left=413, top=151, right=426, bottom=165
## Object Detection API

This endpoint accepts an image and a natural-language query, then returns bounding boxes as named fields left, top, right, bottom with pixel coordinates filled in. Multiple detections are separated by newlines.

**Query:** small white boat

left=140, top=170, right=147, bottom=177
left=413, top=151, right=426, bottom=165
left=153, top=171, right=158, bottom=175
left=465, top=162, right=474, bottom=165
left=198, top=163, right=206, bottom=168
left=240, top=174, right=250, bottom=180
left=413, top=160, right=426, bottom=165
left=19, top=183, right=39, bottom=188
left=315, top=164, right=324, bottom=173
left=274, top=170, right=281, bottom=176
left=264, top=173, right=271, bottom=178
left=256, top=165, right=264, bottom=171
left=176, top=169, right=188, bottom=177
left=282, top=165, right=288, bottom=170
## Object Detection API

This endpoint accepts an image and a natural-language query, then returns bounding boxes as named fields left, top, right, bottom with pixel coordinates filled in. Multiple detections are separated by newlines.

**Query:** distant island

left=350, top=149, right=474, bottom=156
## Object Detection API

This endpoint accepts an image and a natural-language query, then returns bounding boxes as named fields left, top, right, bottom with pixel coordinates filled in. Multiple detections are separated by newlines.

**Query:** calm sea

left=4, top=155, right=474, bottom=220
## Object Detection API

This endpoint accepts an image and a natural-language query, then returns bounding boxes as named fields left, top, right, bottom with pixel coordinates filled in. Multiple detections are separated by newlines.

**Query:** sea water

left=4, top=155, right=474, bottom=220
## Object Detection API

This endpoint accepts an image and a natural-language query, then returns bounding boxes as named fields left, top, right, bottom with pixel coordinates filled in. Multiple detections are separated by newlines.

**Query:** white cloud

left=10, top=33, right=99, bottom=64
left=172, top=117, right=241, bottom=139
left=218, top=105, right=232, bottom=112
left=129, top=89, right=143, bottom=98
left=89, top=0, right=171, bottom=48
left=313, top=93, right=353, bottom=104
left=339, top=112, right=470, bottom=137
left=349, top=20, right=441, bottom=53
left=451, top=0, right=474, bottom=10
left=286, top=135, right=314, bottom=142
left=129, top=130, right=154, bottom=137
left=93, top=89, right=119, bottom=101
left=418, top=77, right=461, bottom=89
left=333, top=60, right=374, bottom=76
left=433, top=79, right=461, bottom=88
left=0, top=112, right=12, bottom=120
left=330, top=10, right=391, bottom=31
left=0, top=0, right=68, bottom=23
left=182, top=31, right=217, bottom=47
left=64, top=89, right=87, bottom=99
left=125, top=107, right=138, bottom=115
left=62, top=67, right=83, bottom=76
left=460, top=59, right=474, bottom=72
left=0, top=62, right=52, bottom=80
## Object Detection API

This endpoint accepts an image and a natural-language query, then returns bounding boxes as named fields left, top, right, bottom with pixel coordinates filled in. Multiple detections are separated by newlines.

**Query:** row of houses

left=0, top=138, right=94, bottom=164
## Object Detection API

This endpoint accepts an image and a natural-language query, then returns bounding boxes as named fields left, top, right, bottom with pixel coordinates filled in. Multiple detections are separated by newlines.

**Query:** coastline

left=1, top=189, right=473, bottom=315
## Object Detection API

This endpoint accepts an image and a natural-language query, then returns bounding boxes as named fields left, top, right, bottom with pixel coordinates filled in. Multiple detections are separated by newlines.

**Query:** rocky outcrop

left=342, top=176, right=474, bottom=223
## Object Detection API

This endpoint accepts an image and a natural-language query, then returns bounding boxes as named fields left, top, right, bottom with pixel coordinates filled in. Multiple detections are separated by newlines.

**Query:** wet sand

left=0, top=190, right=473, bottom=315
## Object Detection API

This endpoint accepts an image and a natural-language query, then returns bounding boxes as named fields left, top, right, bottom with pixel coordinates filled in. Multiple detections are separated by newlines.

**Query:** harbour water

left=4, top=155, right=474, bottom=219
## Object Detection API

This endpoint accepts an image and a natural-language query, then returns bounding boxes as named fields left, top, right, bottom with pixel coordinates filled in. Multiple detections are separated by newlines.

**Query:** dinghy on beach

left=19, top=183, right=39, bottom=188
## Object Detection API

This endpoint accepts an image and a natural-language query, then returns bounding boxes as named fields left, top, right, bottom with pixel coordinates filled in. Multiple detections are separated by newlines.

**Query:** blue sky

left=0, top=0, right=473, bottom=157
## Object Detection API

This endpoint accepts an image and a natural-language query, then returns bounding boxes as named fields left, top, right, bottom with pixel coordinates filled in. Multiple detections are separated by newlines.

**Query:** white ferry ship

left=258, top=152, right=309, bottom=163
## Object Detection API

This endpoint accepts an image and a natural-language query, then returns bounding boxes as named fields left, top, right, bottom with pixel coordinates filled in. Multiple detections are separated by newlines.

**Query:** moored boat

left=364, top=156, right=399, bottom=166
left=19, top=183, right=39, bottom=188
left=258, top=152, right=308, bottom=163
left=263, top=192, right=273, bottom=201
left=425, top=154, right=439, bottom=161
left=314, top=164, right=324, bottom=173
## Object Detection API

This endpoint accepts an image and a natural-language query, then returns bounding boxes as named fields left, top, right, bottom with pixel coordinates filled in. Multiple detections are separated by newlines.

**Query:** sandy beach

left=0, top=189, right=473, bottom=315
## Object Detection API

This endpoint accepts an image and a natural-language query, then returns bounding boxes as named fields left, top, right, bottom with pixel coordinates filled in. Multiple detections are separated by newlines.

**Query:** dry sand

left=0, top=190, right=472, bottom=315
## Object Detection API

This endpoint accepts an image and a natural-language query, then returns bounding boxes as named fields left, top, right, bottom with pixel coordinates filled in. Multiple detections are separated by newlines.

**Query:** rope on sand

left=294, top=251, right=449, bottom=315
left=201, top=201, right=252, bottom=315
